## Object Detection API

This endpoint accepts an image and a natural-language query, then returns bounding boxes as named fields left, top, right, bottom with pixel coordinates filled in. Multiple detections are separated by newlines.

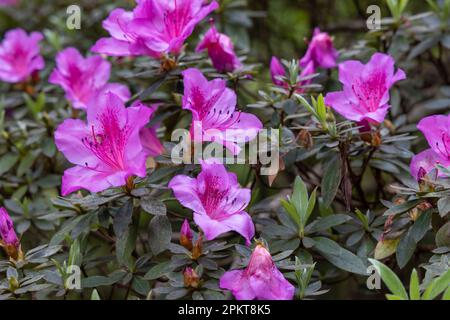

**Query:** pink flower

left=49, top=47, right=130, bottom=110
left=325, top=53, right=406, bottom=124
left=196, top=21, right=242, bottom=72
left=410, top=115, right=450, bottom=180
left=182, top=68, right=262, bottom=155
left=92, top=0, right=219, bottom=58
left=122, top=101, right=164, bottom=158
left=0, top=28, right=44, bottom=83
left=220, top=244, right=295, bottom=300
left=0, top=207, right=19, bottom=248
left=55, top=92, right=154, bottom=195
left=300, top=28, right=338, bottom=70
left=270, top=56, right=315, bottom=93
left=0, top=0, right=17, bottom=7
left=169, top=159, right=255, bottom=245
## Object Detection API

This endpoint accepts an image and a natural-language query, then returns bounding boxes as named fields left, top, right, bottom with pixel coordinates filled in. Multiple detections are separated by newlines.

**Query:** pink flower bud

left=220, top=244, right=295, bottom=300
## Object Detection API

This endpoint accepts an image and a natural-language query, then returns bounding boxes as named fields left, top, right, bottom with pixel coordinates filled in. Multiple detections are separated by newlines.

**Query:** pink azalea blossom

left=270, top=56, right=315, bottom=93
left=0, top=0, right=16, bottom=6
left=168, top=159, right=255, bottom=245
left=410, top=115, right=450, bottom=180
left=325, top=53, right=406, bottom=124
left=125, top=101, right=164, bottom=158
left=300, top=28, right=338, bottom=70
left=182, top=68, right=262, bottom=155
left=220, top=244, right=295, bottom=300
left=55, top=92, right=154, bottom=195
left=0, top=28, right=44, bottom=83
left=196, top=21, right=242, bottom=72
left=49, top=47, right=130, bottom=110
left=0, top=0, right=17, bottom=6
left=92, top=0, right=219, bottom=58
left=0, top=207, right=19, bottom=248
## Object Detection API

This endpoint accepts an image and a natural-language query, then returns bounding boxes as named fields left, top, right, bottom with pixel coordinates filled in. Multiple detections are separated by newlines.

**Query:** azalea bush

left=0, top=0, right=449, bottom=300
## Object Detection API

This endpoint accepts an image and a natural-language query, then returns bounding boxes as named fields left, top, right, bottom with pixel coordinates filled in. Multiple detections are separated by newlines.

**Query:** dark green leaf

left=321, top=155, right=342, bottom=207
left=140, top=196, right=166, bottom=216
left=113, top=200, right=133, bottom=238
left=313, top=237, right=367, bottom=275
left=148, top=216, right=172, bottom=255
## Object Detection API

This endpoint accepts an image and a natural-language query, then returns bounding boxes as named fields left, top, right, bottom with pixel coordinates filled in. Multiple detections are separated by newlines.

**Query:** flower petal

left=61, top=166, right=113, bottom=196
left=54, top=119, right=99, bottom=167
left=169, top=175, right=205, bottom=215
left=220, top=270, right=256, bottom=300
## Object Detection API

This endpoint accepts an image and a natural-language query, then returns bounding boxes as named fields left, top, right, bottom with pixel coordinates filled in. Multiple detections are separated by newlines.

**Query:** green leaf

left=396, top=231, right=416, bottom=269
left=384, top=199, right=422, bottom=216
left=0, top=153, right=19, bottom=175
left=132, top=276, right=150, bottom=296
left=411, top=211, right=431, bottom=242
left=374, top=238, right=400, bottom=260
left=90, top=289, right=101, bottom=300
left=321, top=154, right=342, bottom=207
left=281, top=199, right=300, bottom=227
left=386, top=294, right=406, bottom=300
left=442, top=286, right=450, bottom=300
left=422, top=268, right=450, bottom=300
left=16, top=152, right=37, bottom=177
left=397, top=212, right=431, bottom=268
left=313, top=237, right=367, bottom=275
left=407, top=35, right=440, bottom=60
left=369, top=259, right=408, bottom=300
left=409, top=269, right=420, bottom=300
left=113, top=200, right=133, bottom=238
left=82, top=272, right=126, bottom=288
left=305, top=188, right=317, bottom=224
left=139, top=73, right=170, bottom=100
left=436, top=221, right=450, bottom=247
left=144, top=261, right=172, bottom=280
left=307, top=214, right=351, bottom=233
left=148, top=215, right=172, bottom=255
left=355, top=209, right=370, bottom=230
left=68, top=238, right=82, bottom=267
left=140, top=196, right=167, bottom=216
left=292, top=176, right=308, bottom=223
left=42, top=137, right=56, bottom=158
left=437, top=196, right=450, bottom=217
left=116, top=222, right=137, bottom=270
left=166, top=288, right=189, bottom=300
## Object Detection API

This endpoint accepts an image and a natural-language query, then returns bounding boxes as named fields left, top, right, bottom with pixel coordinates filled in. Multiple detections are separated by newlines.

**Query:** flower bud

left=180, top=219, right=193, bottom=250
left=297, top=129, right=313, bottom=149
left=191, top=234, right=203, bottom=260
left=0, top=207, right=22, bottom=261
left=220, top=244, right=294, bottom=300
left=183, top=267, right=200, bottom=289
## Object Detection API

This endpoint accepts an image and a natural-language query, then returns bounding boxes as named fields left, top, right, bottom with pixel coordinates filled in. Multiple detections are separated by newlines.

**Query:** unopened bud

left=180, top=219, right=193, bottom=250
left=183, top=267, right=200, bottom=289
left=191, top=234, right=203, bottom=260
left=297, top=129, right=313, bottom=149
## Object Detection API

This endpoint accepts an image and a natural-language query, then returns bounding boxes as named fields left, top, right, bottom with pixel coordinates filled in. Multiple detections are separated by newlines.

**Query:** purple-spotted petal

left=410, top=148, right=450, bottom=180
